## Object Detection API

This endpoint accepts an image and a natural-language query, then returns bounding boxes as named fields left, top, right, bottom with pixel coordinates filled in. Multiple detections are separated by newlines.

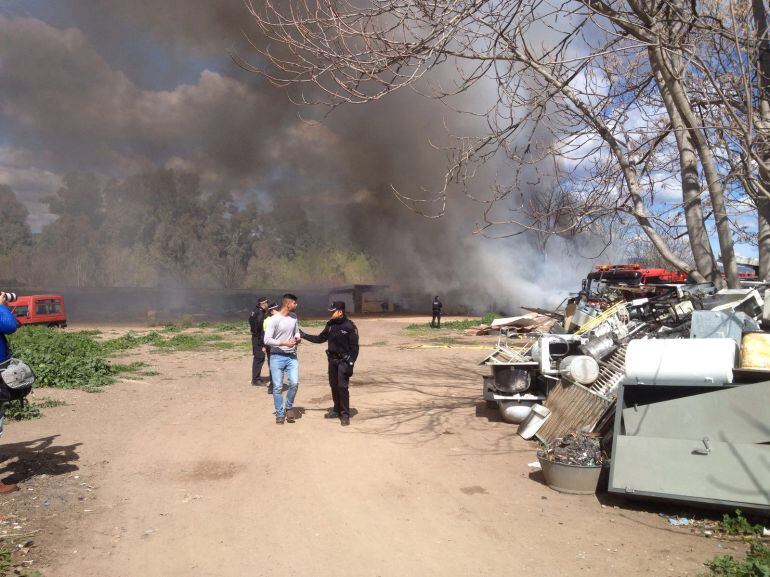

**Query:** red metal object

left=9, top=295, right=67, bottom=327
left=589, top=264, right=688, bottom=286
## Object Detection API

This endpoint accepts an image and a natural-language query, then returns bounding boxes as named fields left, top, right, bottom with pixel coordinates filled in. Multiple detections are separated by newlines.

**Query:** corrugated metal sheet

left=589, top=344, right=626, bottom=398
left=536, top=380, right=612, bottom=443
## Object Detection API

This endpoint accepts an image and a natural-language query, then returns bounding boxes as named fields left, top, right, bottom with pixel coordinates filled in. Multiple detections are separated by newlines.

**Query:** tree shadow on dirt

left=351, top=358, right=529, bottom=454
left=0, top=435, right=81, bottom=484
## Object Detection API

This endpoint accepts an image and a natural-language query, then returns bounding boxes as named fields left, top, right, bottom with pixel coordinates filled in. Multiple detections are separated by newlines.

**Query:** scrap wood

left=465, top=326, right=493, bottom=336
left=520, top=306, right=564, bottom=320
left=399, top=344, right=495, bottom=350
left=467, top=313, right=556, bottom=336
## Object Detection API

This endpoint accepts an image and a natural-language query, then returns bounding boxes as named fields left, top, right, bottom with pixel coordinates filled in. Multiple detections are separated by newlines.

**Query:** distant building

left=328, top=285, right=391, bottom=314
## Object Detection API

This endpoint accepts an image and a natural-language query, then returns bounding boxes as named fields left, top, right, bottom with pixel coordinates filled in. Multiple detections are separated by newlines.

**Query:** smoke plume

left=0, top=1, right=600, bottom=312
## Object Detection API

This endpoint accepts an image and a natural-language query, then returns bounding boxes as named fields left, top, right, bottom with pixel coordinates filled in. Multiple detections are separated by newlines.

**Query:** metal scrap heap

left=537, top=433, right=604, bottom=467
left=480, top=263, right=770, bottom=512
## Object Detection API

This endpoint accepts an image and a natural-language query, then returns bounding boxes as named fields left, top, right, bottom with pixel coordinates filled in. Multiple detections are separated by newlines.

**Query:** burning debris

left=481, top=263, right=770, bottom=510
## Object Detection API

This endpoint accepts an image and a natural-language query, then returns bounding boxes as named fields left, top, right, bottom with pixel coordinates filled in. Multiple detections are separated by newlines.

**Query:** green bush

left=405, top=312, right=505, bottom=332
left=300, top=319, right=328, bottom=328
left=201, top=321, right=246, bottom=332
left=7, top=325, right=240, bottom=393
left=9, top=327, right=123, bottom=391
left=4, top=399, right=41, bottom=420
left=721, top=510, right=765, bottom=536
left=4, top=398, right=67, bottom=421
left=481, top=311, right=504, bottom=325
left=151, top=332, right=223, bottom=351
left=703, top=540, right=770, bottom=577
left=0, top=543, right=41, bottom=576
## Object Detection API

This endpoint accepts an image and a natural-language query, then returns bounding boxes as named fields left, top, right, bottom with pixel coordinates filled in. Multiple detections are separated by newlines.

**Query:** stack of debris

left=537, top=433, right=603, bottom=466
left=480, top=263, right=770, bottom=512
left=465, top=312, right=557, bottom=336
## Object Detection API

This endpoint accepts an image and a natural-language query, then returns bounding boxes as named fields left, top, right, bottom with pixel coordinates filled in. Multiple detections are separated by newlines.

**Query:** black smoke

left=0, top=1, right=597, bottom=311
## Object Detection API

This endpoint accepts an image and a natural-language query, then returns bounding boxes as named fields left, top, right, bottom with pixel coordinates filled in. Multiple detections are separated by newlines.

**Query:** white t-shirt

left=264, top=313, right=300, bottom=354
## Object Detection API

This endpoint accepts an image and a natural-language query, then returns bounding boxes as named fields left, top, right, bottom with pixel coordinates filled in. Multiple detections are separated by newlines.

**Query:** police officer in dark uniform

left=249, top=297, right=269, bottom=385
left=300, top=301, right=359, bottom=426
left=431, top=295, right=443, bottom=328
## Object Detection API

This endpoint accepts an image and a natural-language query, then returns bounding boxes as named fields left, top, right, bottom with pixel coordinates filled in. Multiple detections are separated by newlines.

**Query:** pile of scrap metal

left=481, top=264, right=770, bottom=512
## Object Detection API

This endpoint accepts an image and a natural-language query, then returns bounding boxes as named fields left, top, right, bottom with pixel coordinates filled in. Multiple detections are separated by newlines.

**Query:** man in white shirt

left=263, top=293, right=301, bottom=424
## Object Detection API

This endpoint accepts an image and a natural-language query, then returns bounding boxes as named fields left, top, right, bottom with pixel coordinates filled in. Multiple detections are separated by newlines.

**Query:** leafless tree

left=663, top=0, right=770, bottom=280
left=240, top=0, right=766, bottom=286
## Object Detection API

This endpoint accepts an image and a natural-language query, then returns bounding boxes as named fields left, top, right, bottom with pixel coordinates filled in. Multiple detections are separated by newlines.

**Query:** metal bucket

left=491, top=365, right=530, bottom=393
left=537, top=456, right=602, bottom=495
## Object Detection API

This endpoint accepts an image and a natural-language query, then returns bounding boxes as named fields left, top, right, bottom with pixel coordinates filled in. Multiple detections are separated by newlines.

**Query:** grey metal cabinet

left=608, top=381, right=770, bottom=512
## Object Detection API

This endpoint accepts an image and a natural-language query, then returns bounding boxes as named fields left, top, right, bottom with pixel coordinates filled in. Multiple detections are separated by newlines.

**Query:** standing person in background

left=300, top=301, right=359, bottom=426
left=264, top=302, right=278, bottom=394
left=0, top=292, right=19, bottom=493
left=263, top=294, right=301, bottom=425
left=431, top=296, right=443, bottom=328
left=249, top=297, right=269, bottom=386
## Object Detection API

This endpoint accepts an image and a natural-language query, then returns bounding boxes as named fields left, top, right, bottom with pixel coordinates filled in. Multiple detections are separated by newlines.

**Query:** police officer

left=249, top=297, right=269, bottom=385
left=431, top=295, right=443, bottom=328
left=300, top=301, right=359, bottom=426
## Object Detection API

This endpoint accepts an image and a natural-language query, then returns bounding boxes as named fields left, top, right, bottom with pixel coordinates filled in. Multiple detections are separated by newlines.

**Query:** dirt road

left=0, top=318, right=730, bottom=576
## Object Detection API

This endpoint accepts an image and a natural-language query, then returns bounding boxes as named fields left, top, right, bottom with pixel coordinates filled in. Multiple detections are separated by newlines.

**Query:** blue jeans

left=270, top=353, right=299, bottom=417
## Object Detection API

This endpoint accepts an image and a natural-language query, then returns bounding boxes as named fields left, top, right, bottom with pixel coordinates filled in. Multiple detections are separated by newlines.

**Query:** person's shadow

left=285, top=407, right=359, bottom=420
left=0, top=435, right=81, bottom=484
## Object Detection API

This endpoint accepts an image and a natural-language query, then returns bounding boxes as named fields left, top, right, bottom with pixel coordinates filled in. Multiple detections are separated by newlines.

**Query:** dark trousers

left=431, top=311, right=442, bottom=327
left=328, top=359, right=351, bottom=417
left=252, top=336, right=266, bottom=383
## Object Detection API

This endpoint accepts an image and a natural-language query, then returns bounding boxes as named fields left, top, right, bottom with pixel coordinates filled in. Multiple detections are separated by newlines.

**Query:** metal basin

left=538, top=456, right=602, bottom=495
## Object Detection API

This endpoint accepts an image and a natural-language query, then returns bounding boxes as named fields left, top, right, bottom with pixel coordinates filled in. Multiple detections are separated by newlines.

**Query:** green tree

left=0, top=184, right=32, bottom=252
left=35, top=174, right=106, bottom=286
left=0, top=184, right=33, bottom=284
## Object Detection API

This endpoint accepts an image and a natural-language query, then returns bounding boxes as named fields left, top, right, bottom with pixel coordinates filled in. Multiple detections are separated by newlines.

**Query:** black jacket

left=249, top=307, right=267, bottom=345
left=300, top=316, right=359, bottom=363
left=432, top=299, right=442, bottom=313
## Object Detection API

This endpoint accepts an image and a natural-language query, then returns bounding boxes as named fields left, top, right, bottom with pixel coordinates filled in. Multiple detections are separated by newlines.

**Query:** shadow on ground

left=0, top=435, right=81, bottom=483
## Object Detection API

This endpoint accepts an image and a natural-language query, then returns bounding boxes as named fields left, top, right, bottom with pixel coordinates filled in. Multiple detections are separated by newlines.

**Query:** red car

left=9, top=295, right=67, bottom=328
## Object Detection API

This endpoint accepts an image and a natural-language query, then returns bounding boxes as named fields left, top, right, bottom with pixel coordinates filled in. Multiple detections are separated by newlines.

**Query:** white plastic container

left=518, top=404, right=551, bottom=439
left=624, top=338, right=736, bottom=385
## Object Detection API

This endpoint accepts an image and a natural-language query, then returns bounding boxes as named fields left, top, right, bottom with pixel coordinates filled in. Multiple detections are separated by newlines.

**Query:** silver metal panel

left=589, top=344, right=626, bottom=398
left=536, top=380, right=611, bottom=443
left=622, top=381, right=770, bottom=443
left=609, top=436, right=770, bottom=510
left=690, top=310, right=759, bottom=344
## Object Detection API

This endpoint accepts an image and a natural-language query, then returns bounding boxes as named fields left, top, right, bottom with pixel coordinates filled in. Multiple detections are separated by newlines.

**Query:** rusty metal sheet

left=536, top=380, right=612, bottom=443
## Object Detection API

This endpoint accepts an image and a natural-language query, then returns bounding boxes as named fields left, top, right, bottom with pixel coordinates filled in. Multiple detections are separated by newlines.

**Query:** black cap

left=328, top=301, right=346, bottom=312
left=258, top=297, right=269, bottom=305
left=267, top=302, right=279, bottom=311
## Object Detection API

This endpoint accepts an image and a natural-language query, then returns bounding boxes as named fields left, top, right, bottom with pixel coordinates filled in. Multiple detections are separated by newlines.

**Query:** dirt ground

left=0, top=317, right=739, bottom=576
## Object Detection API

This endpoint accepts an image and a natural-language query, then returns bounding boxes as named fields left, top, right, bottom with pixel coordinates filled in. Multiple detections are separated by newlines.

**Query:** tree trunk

left=759, top=192, right=770, bottom=279
left=648, top=44, right=739, bottom=287
left=753, top=0, right=770, bottom=280
left=651, top=62, right=723, bottom=285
